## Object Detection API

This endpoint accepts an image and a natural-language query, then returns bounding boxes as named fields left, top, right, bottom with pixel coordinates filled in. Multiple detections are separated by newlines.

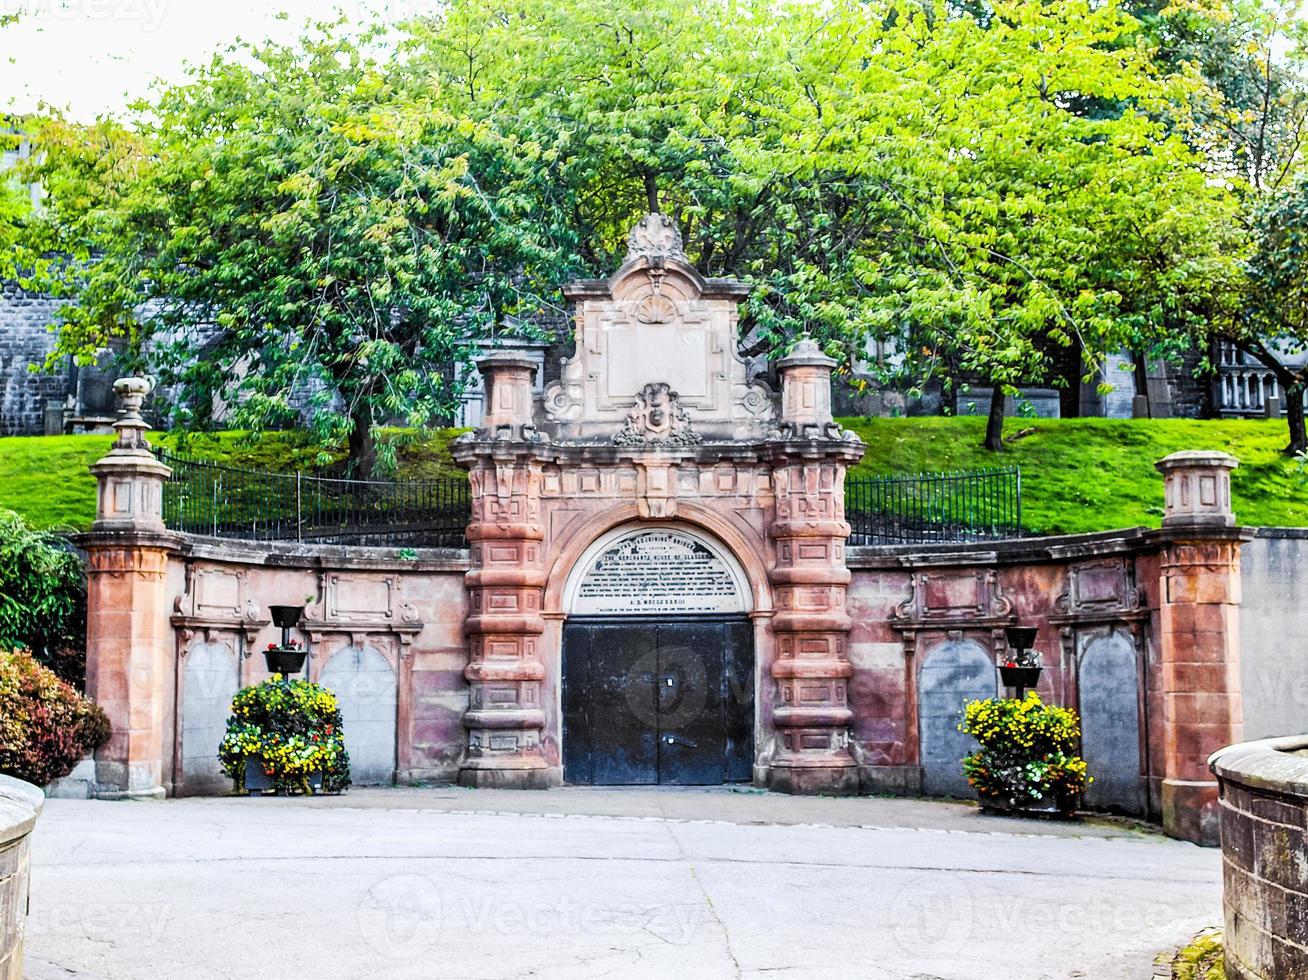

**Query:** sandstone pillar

left=83, top=378, right=174, bottom=799
left=455, top=353, right=558, bottom=787
left=1154, top=450, right=1249, bottom=845
left=766, top=338, right=863, bottom=794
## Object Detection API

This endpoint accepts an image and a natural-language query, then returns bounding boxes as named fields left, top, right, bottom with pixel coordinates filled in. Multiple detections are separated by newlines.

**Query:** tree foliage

left=0, top=509, right=86, bottom=688
left=16, top=0, right=1248, bottom=460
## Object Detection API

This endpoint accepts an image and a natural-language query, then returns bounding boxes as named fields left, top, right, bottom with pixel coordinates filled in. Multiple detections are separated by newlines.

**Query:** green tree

left=24, top=25, right=579, bottom=477
left=1151, top=0, right=1308, bottom=451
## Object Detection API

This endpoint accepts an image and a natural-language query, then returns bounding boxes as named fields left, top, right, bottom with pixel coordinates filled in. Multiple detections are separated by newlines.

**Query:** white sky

left=0, top=0, right=433, bottom=121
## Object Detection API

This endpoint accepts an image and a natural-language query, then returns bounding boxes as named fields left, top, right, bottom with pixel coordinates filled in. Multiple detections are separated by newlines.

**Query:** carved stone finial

left=112, top=376, right=154, bottom=450
left=614, top=382, right=702, bottom=447
left=625, top=213, right=686, bottom=263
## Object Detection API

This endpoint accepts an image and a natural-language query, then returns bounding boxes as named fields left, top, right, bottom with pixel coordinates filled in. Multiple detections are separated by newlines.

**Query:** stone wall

left=0, top=775, right=43, bottom=980
left=1209, top=735, right=1308, bottom=980
left=0, top=282, right=66, bottom=435
left=1241, top=531, right=1308, bottom=740
left=161, top=537, right=470, bottom=794
left=846, top=532, right=1161, bottom=811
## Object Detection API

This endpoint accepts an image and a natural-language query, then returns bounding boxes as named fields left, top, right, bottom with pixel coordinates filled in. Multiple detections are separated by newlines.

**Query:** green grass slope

left=0, top=418, right=1302, bottom=534
left=842, top=417, right=1307, bottom=534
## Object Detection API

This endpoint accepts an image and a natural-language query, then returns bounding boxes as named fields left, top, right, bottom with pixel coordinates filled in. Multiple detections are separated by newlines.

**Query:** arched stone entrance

left=452, top=214, right=865, bottom=794
left=559, top=525, right=755, bottom=785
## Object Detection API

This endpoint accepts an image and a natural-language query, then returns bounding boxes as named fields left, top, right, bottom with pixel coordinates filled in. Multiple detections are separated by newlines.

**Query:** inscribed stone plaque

left=573, top=529, right=745, bottom=616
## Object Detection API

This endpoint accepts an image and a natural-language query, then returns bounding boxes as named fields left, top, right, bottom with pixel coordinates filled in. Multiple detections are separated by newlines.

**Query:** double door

left=562, top=617, right=753, bottom=785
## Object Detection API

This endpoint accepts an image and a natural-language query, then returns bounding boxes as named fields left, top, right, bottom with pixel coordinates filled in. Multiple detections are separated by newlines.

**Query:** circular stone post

left=766, top=337, right=863, bottom=794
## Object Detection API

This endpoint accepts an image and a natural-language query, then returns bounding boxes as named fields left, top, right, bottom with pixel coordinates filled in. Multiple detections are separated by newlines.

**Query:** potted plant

left=217, top=677, right=351, bottom=796
left=264, top=604, right=307, bottom=676
left=999, top=625, right=1042, bottom=696
left=264, top=638, right=306, bottom=675
left=958, top=692, right=1090, bottom=818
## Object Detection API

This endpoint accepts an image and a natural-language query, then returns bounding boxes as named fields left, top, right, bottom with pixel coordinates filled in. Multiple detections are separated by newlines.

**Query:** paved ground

left=25, top=788, right=1220, bottom=980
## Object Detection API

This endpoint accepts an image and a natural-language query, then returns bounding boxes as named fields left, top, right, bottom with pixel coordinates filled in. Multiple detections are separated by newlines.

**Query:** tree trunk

left=348, top=407, right=379, bottom=480
left=642, top=169, right=660, bottom=214
left=1287, top=384, right=1307, bottom=455
left=984, top=385, right=1006, bottom=451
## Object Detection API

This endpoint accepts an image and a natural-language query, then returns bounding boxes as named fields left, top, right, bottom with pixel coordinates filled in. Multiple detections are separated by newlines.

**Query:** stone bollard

left=81, top=377, right=175, bottom=799
left=0, top=776, right=43, bottom=980
left=1153, top=450, right=1249, bottom=845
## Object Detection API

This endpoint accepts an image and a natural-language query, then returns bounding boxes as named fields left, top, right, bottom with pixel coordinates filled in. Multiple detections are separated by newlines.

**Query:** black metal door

left=562, top=617, right=753, bottom=785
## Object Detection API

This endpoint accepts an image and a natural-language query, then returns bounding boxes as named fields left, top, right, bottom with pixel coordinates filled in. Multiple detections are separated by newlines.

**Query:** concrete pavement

left=24, top=788, right=1219, bottom=979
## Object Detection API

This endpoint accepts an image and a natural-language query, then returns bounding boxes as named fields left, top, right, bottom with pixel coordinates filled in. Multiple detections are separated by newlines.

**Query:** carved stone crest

left=625, top=213, right=686, bottom=262
left=614, top=382, right=702, bottom=447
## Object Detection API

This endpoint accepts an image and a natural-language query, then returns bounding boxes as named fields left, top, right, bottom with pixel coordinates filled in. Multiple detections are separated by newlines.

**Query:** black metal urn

left=264, top=604, right=308, bottom=677
left=264, top=646, right=308, bottom=675
left=1001, top=625, right=1043, bottom=697
left=268, top=605, right=303, bottom=630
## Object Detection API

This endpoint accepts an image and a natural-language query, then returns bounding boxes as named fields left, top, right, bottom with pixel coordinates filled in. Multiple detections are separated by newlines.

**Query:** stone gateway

left=77, top=214, right=1255, bottom=846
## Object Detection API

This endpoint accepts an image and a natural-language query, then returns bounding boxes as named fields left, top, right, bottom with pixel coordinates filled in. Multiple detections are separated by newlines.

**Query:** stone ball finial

left=1155, top=450, right=1239, bottom=528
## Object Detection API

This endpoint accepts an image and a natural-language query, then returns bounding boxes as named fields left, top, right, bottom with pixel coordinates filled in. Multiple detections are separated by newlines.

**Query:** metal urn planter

left=1000, top=625, right=1043, bottom=698
left=264, top=604, right=308, bottom=677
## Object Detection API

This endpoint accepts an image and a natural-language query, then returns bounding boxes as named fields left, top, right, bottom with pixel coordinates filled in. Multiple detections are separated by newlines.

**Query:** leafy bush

left=218, top=678, right=350, bottom=794
left=0, top=508, right=87, bottom=687
left=959, top=693, right=1090, bottom=816
left=0, top=648, right=110, bottom=785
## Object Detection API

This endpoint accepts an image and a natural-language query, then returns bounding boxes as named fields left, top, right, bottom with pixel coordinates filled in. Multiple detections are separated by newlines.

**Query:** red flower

left=1004, top=661, right=1017, bottom=668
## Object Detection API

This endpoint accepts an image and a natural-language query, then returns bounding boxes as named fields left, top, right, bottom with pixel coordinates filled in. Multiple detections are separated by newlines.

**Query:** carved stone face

left=645, top=386, right=671, bottom=434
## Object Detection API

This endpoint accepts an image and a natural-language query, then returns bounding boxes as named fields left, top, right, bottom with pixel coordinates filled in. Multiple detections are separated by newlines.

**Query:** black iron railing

left=845, top=467, right=1021, bottom=545
left=159, top=452, right=1020, bottom=550
left=158, top=451, right=471, bottom=548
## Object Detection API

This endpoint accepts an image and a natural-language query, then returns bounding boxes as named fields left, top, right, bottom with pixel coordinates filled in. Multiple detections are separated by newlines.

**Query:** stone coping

left=73, top=528, right=472, bottom=571
left=0, top=775, right=43, bottom=849
left=1209, top=734, right=1308, bottom=799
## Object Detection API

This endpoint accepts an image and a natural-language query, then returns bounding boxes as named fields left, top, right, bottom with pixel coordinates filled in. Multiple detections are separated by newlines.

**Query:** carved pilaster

left=456, top=440, right=557, bottom=788
left=766, top=447, right=862, bottom=795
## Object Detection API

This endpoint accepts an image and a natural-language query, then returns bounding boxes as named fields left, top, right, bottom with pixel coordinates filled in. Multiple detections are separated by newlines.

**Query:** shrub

left=218, top=677, right=350, bottom=794
left=959, top=693, right=1090, bottom=816
left=0, top=508, right=87, bottom=687
left=0, top=648, right=110, bottom=785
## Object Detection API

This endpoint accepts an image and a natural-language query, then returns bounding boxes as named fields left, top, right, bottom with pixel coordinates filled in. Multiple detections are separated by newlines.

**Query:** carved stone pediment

left=891, top=570, right=1013, bottom=626
left=1053, top=559, right=1145, bottom=622
left=545, top=214, right=775, bottom=441
left=613, top=382, right=702, bottom=447
left=171, top=565, right=268, bottom=656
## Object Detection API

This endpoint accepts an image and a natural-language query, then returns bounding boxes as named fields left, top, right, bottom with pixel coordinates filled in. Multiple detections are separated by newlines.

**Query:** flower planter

left=979, top=788, right=1078, bottom=820
left=243, top=757, right=273, bottom=796
left=264, top=647, right=308, bottom=675
left=241, top=758, right=323, bottom=796
left=268, top=605, right=304, bottom=630
left=998, top=664, right=1042, bottom=690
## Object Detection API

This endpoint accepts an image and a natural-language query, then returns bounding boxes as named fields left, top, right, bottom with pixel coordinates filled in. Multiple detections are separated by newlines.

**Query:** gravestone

left=1079, top=631, right=1144, bottom=813
left=319, top=645, right=397, bottom=786
left=181, top=640, right=239, bottom=794
left=919, top=639, right=995, bottom=798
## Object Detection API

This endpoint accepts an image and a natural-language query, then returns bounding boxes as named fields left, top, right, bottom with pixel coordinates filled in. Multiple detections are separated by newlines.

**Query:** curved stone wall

left=0, top=775, right=44, bottom=980
left=1210, top=735, right=1308, bottom=980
